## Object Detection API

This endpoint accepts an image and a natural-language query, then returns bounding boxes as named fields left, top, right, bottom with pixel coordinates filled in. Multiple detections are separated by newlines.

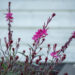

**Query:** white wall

left=0, top=0, right=75, bottom=62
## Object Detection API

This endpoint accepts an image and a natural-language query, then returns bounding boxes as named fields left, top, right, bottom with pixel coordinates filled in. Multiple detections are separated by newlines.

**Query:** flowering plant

left=0, top=2, right=75, bottom=75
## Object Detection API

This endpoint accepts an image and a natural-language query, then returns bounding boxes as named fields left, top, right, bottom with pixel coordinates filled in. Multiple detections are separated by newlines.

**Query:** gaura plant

left=0, top=2, right=20, bottom=75
left=0, top=2, right=75, bottom=75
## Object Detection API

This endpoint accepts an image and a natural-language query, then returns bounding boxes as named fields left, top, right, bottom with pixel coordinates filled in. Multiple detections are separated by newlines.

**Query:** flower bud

left=15, top=56, right=19, bottom=60
left=45, top=57, right=48, bottom=62
left=16, top=43, right=19, bottom=48
left=18, top=38, right=21, bottom=42
left=32, top=51, right=36, bottom=55
left=39, top=56, right=42, bottom=60
left=33, top=43, right=35, bottom=46
left=10, top=56, right=13, bottom=60
left=42, top=38, right=45, bottom=42
left=40, top=47, right=42, bottom=50
left=61, top=54, right=66, bottom=61
left=32, top=54, right=34, bottom=59
left=25, top=56, right=28, bottom=63
left=36, top=59, right=39, bottom=64
left=9, top=40, right=13, bottom=45
left=48, top=44, right=50, bottom=48
left=53, top=43, right=57, bottom=51
left=23, top=50, right=25, bottom=53
left=52, top=13, right=56, bottom=17
left=12, top=48, right=15, bottom=52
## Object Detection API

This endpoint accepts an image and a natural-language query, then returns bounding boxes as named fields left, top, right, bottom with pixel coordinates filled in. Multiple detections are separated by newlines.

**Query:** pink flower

left=32, top=34, right=39, bottom=41
left=32, top=29, right=48, bottom=41
left=42, top=29, right=48, bottom=35
left=51, top=52, right=58, bottom=58
left=50, top=50, right=60, bottom=58
left=6, top=12, right=13, bottom=22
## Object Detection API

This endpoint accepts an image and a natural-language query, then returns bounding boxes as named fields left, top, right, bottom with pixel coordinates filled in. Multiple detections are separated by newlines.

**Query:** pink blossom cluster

left=50, top=50, right=66, bottom=62
left=51, top=50, right=60, bottom=58
left=32, top=29, right=48, bottom=42
left=32, top=13, right=56, bottom=42
left=6, top=12, right=13, bottom=22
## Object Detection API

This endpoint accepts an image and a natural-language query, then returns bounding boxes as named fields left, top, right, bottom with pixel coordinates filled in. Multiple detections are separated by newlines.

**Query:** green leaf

left=18, top=52, right=26, bottom=57
left=27, top=44, right=34, bottom=51
left=2, top=63, right=7, bottom=69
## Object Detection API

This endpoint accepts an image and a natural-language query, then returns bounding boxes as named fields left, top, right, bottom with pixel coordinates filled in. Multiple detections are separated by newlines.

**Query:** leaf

left=27, top=44, right=34, bottom=51
left=35, top=54, right=45, bottom=57
left=18, top=52, right=26, bottom=57
left=2, top=63, right=7, bottom=69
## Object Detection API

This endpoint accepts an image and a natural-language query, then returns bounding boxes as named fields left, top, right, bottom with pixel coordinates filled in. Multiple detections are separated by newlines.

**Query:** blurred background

left=0, top=0, right=75, bottom=62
